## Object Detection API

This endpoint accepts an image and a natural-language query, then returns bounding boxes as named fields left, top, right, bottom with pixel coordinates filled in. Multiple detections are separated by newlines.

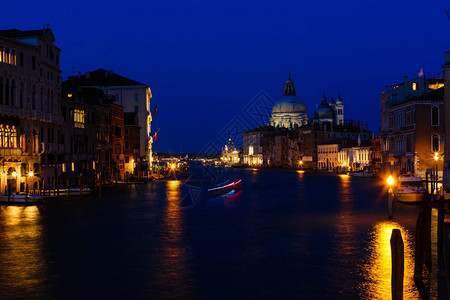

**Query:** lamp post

left=26, top=170, right=33, bottom=202
left=387, top=175, right=394, bottom=219
left=434, top=152, right=439, bottom=196
left=299, top=160, right=303, bottom=170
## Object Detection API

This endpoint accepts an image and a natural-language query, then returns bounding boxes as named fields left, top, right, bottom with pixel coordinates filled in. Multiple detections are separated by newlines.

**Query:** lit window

left=68, top=94, right=72, bottom=98
left=249, top=146, right=254, bottom=155
left=74, top=109, right=85, bottom=128
left=411, top=82, right=417, bottom=91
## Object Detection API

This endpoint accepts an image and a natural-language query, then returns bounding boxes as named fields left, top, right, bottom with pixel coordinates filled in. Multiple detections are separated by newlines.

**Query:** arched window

left=11, top=80, right=15, bottom=107
left=431, top=106, right=439, bottom=126
left=11, top=126, right=16, bottom=148
left=4, top=125, right=10, bottom=147
left=5, top=80, right=9, bottom=106
left=0, top=125, right=3, bottom=147
left=32, top=85, right=36, bottom=110
left=40, top=87, right=43, bottom=110
left=19, top=82, right=24, bottom=108
left=432, top=134, right=440, bottom=152
left=0, top=77, right=3, bottom=105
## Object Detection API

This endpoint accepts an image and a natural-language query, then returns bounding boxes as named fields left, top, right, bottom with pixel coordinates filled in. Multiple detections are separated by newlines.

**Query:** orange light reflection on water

left=0, top=205, right=43, bottom=291
left=154, top=180, right=194, bottom=298
left=359, top=221, right=419, bottom=299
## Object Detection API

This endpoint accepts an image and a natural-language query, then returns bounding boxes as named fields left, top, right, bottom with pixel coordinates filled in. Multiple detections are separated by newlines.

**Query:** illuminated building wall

left=443, top=52, right=450, bottom=190
left=124, top=112, right=141, bottom=176
left=63, top=70, right=152, bottom=161
left=0, top=27, right=64, bottom=194
left=380, top=75, right=444, bottom=177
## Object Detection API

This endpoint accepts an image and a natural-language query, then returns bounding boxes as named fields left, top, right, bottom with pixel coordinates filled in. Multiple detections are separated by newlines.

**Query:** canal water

left=0, top=168, right=423, bottom=299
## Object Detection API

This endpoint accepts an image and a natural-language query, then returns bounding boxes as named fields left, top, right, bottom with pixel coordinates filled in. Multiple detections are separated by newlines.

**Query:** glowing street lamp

left=28, top=171, right=34, bottom=177
left=387, top=175, right=394, bottom=187
left=12, top=171, right=17, bottom=178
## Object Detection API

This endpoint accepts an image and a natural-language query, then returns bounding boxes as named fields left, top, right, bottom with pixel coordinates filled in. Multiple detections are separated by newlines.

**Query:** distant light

left=343, top=162, right=347, bottom=166
left=28, top=171, right=34, bottom=177
left=171, top=164, right=175, bottom=169
left=387, top=176, right=394, bottom=186
left=68, top=94, right=72, bottom=98
left=299, top=160, right=303, bottom=165
left=434, top=152, right=439, bottom=161
left=12, top=171, right=17, bottom=177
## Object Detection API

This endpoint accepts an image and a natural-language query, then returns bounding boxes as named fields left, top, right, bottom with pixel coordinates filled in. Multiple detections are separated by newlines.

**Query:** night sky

left=5, top=0, right=450, bottom=153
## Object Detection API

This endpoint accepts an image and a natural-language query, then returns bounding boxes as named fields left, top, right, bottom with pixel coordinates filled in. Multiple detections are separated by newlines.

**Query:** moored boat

left=395, top=174, right=426, bottom=203
left=348, top=170, right=374, bottom=178
left=0, top=194, right=43, bottom=204
left=42, top=188, right=93, bottom=198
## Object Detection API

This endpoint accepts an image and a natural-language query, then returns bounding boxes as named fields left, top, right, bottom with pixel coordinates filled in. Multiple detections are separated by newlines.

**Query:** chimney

left=445, top=51, right=450, bottom=64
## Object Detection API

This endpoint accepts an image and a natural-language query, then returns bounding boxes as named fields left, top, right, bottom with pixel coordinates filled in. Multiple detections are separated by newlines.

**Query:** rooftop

left=65, top=69, right=146, bottom=87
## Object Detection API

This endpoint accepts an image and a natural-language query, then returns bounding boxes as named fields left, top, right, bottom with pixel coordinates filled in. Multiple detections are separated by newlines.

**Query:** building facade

left=63, top=69, right=152, bottom=163
left=0, top=27, right=64, bottom=195
left=124, top=112, right=141, bottom=176
left=380, top=76, right=444, bottom=177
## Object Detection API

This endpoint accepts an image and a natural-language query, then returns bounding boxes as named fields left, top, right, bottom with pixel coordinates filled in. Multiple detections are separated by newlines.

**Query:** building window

left=74, top=109, right=85, bottom=128
left=125, top=156, right=129, bottom=163
left=19, top=52, right=24, bottom=67
left=134, top=105, right=138, bottom=112
left=134, top=93, right=139, bottom=101
left=125, top=141, right=129, bottom=150
left=432, top=134, right=440, bottom=152
left=32, top=56, right=36, bottom=70
left=411, top=82, right=417, bottom=91
left=249, top=146, right=254, bottom=155
left=431, top=106, right=439, bottom=126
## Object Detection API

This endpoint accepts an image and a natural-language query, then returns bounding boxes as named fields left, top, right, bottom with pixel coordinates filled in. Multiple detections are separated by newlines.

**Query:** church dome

left=313, top=93, right=335, bottom=122
left=271, top=74, right=307, bottom=114
left=272, top=95, right=307, bottom=114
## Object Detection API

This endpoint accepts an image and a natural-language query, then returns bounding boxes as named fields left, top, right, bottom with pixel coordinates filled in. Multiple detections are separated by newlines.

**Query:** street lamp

left=299, top=160, right=303, bottom=169
left=12, top=171, right=17, bottom=178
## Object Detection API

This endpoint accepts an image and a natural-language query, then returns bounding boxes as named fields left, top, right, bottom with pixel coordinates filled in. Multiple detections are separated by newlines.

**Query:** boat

left=395, top=174, right=426, bottom=203
left=0, top=194, right=43, bottom=204
left=349, top=170, right=374, bottom=178
left=42, top=188, right=93, bottom=198
left=208, top=179, right=242, bottom=197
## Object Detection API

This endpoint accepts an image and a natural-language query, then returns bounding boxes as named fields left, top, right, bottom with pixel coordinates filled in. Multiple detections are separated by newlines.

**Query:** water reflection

left=0, top=205, right=45, bottom=296
left=154, top=180, right=194, bottom=298
left=360, top=221, right=419, bottom=299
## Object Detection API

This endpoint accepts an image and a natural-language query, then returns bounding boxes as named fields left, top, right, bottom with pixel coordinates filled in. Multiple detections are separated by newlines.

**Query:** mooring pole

left=391, top=229, right=404, bottom=300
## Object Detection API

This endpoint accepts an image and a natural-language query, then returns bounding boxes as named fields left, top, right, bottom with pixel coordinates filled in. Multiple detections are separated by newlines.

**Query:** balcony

left=0, top=105, right=62, bottom=123
left=0, top=148, right=22, bottom=156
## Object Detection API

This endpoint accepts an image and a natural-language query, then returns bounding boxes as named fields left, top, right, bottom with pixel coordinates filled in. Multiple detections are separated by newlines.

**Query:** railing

left=0, top=148, right=22, bottom=156
left=0, top=105, right=62, bottom=123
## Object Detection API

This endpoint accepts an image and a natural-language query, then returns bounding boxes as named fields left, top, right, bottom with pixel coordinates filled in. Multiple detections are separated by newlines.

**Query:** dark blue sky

left=5, top=0, right=450, bottom=153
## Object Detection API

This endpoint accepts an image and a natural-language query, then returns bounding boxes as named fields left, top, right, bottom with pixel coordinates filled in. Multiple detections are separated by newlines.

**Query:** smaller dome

left=313, top=93, right=335, bottom=122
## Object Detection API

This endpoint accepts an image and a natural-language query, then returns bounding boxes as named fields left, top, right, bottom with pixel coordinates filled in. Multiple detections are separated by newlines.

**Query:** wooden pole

left=79, top=174, right=82, bottom=199
left=391, top=229, right=404, bottom=300
left=438, top=197, right=445, bottom=250
left=99, top=172, right=102, bottom=200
